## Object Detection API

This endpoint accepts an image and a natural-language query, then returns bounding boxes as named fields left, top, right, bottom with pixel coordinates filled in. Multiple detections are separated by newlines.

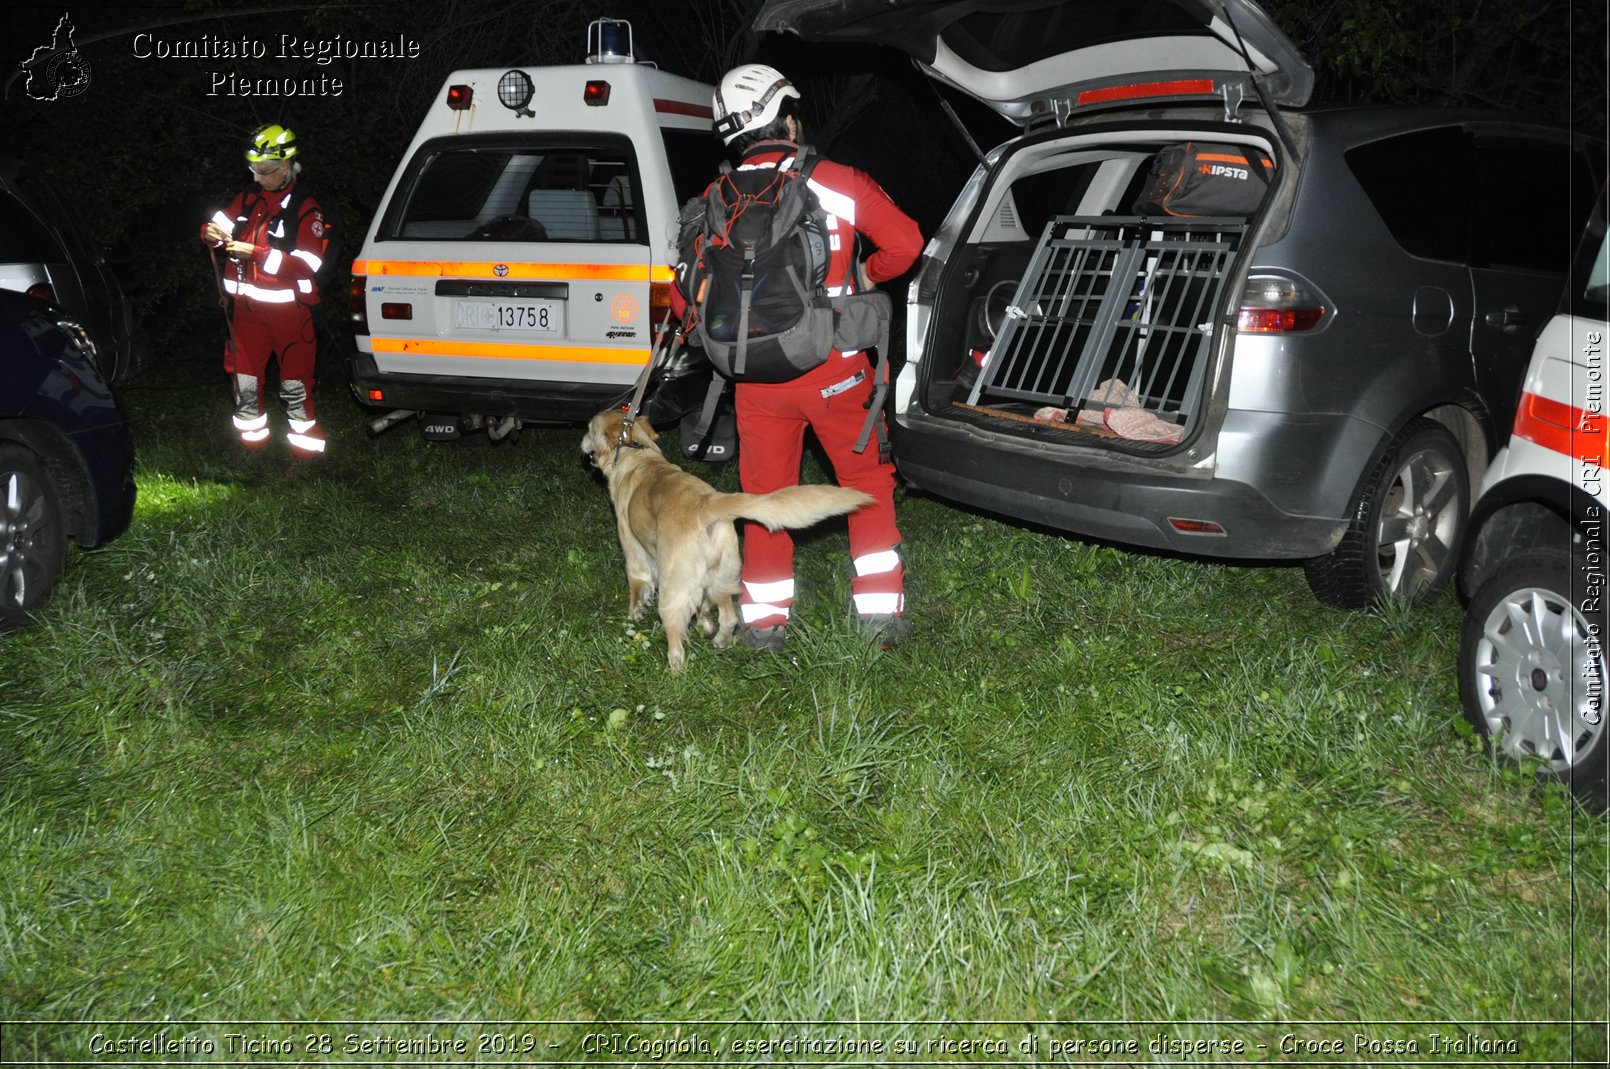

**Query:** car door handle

left=1484, top=307, right=1529, bottom=328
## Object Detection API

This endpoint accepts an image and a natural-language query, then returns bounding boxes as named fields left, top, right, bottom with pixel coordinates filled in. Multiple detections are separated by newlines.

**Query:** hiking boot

left=738, top=624, right=786, bottom=651
left=860, top=614, right=913, bottom=648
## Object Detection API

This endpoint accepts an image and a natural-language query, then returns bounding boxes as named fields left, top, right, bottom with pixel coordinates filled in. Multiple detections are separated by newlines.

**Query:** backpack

left=676, top=147, right=837, bottom=383
left=1132, top=141, right=1274, bottom=218
left=673, top=146, right=893, bottom=456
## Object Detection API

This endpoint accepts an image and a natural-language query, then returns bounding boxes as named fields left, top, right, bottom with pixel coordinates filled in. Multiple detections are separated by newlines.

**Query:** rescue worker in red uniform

left=703, top=65, right=924, bottom=649
left=200, top=124, right=327, bottom=456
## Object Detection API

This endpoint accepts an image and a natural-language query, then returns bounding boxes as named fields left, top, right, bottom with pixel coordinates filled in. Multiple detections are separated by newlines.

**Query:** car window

left=660, top=128, right=728, bottom=203
left=1569, top=189, right=1608, bottom=319
left=1471, top=134, right=1595, bottom=274
left=0, top=189, right=69, bottom=263
left=380, top=134, right=646, bottom=244
left=1345, top=126, right=1470, bottom=263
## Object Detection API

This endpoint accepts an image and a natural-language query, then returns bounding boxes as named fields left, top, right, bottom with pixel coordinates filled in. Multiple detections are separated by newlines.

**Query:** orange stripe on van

left=352, top=260, right=672, bottom=283
left=370, top=337, right=647, bottom=365
left=1514, top=390, right=1609, bottom=468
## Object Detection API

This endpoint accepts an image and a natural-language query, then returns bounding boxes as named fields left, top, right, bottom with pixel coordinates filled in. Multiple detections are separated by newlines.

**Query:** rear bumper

left=349, top=351, right=636, bottom=424
left=892, top=410, right=1349, bottom=559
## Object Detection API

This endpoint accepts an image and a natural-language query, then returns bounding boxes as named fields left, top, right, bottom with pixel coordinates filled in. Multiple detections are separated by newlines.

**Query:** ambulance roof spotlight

left=586, top=18, right=633, bottom=64
left=498, top=69, right=535, bottom=118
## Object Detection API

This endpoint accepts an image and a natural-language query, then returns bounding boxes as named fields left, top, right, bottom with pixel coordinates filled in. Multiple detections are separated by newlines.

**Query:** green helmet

left=245, top=124, right=298, bottom=163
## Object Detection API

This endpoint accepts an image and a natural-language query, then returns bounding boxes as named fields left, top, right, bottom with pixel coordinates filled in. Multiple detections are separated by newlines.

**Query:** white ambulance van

left=1458, top=184, right=1609, bottom=808
left=349, top=20, right=724, bottom=441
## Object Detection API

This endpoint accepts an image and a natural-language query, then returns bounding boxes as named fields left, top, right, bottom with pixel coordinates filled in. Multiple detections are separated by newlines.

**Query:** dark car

left=0, top=289, right=136, bottom=626
left=758, top=0, right=1602, bottom=606
left=0, top=157, right=142, bottom=384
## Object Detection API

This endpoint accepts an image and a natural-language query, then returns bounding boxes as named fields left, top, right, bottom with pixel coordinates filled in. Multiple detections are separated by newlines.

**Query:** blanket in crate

left=1033, top=378, right=1183, bottom=444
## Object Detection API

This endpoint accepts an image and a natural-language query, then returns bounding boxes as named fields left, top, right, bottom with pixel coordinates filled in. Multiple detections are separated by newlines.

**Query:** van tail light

left=350, top=275, right=369, bottom=336
left=650, top=281, right=672, bottom=328
left=1238, top=274, right=1328, bottom=334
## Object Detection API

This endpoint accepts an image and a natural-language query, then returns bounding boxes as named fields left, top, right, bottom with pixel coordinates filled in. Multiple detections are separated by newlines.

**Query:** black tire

left=0, top=445, right=67, bottom=628
left=1458, top=548, right=1609, bottom=811
left=1305, top=418, right=1469, bottom=608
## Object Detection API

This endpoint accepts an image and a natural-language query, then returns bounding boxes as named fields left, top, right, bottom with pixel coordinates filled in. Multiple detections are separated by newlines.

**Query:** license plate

left=452, top=300, right=562, bottom=334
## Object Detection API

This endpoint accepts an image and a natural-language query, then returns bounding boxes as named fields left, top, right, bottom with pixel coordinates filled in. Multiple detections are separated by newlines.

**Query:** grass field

left=1, top=344, right=1605, bottom=1064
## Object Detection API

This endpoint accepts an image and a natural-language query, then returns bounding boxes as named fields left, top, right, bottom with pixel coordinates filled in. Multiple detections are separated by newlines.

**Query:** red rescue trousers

left=735, top=351, right=904, bottom=629
left=224, top=297, right=320, bottom=451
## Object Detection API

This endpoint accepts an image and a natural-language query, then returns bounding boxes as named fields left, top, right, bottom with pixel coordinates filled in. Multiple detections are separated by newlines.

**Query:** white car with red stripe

left=1458, top=188, right=1608, bottom=809
left=349, top=20, right=723, bottom=441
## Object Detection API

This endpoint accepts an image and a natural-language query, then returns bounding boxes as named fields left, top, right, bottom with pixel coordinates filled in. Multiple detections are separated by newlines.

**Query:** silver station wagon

left=758, top=0, right=1602, bottom=606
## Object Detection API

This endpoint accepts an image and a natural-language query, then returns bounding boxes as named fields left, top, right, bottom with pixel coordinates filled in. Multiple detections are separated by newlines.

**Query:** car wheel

left=1305, top=418, right=1469, bottom=608
left=0, top=445, right=66, bottom=627
left=1458, top=548, right=1609, bottom=810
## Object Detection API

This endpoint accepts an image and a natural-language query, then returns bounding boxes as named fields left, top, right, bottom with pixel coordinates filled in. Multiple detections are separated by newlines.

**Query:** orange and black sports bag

left=1133, top=141, right=1274, bottom=218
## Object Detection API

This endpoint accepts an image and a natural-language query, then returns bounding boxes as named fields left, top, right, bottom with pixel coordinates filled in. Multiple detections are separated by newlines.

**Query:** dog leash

left=617, top=304, right=690, bottom=449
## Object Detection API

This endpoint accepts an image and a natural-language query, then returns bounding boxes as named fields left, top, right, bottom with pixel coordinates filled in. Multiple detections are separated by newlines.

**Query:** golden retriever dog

left=582, top=407, right=871, bottom=671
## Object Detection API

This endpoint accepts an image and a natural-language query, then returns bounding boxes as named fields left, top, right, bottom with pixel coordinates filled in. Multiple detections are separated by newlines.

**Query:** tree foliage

left=2, top=0, right=1602, bottom=362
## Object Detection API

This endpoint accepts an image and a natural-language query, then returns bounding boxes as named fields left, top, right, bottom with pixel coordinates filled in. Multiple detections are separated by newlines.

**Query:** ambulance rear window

left=380, top=134, right=646, bottom=244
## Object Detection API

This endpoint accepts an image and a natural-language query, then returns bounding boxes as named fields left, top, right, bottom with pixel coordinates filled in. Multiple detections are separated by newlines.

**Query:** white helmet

left=712, top=63, right=800, bottom=145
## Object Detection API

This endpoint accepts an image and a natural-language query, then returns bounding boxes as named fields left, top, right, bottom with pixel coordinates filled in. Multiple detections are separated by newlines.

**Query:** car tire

left=1458, top=548, right=1609, bottom=811
left=0, top=445, right=67, bottom=628
left=1305, top=418, right=1469, bottom=608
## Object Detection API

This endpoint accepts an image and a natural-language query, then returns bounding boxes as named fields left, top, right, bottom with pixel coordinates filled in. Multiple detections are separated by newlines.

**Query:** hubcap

left=1374, top=447, right=1460, bottom=598
left=1473, top=584, right=1605, bottom=771
left=1, top=469, right=44, bottom=608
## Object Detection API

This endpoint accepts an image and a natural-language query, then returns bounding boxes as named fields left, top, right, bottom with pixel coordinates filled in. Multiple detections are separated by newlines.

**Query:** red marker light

left=446, top=84, right=473, bottom=110
left=584, top=80, right=611, bottom=106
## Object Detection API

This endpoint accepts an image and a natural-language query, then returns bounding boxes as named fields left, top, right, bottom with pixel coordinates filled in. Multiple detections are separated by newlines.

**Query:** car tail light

left=26, top=282, right=56, bottom=304
left=350, top=275, right=369, bottom=335
left=446, top=84, right=472, bottom=110
left=55, top=317, right=106, bottom=378
left=1237, top=275, right=1328, bottom=334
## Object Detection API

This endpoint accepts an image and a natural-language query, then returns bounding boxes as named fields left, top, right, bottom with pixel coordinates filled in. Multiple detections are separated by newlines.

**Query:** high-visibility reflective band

left=368, top=337, right=647, bottom=365
left=288, top=418, right=318, bottom=434
left=809, top=181, right=855, bottom=224
left=854, top=592, right=903, bottom=615
left=286, top=431, right=327, bottom=453
left=210, top=210, right=233, bottom=232
left=743, top=578, right=794, bottom=604
left=233, top=412, right=268, bottom=431
left=741, top=602, right=790, bottom=624
left=262, top=249, right=284, bottom=275
left=291, top=249, right=324, bottom=273
left=239, top=427, right=271, bottom=443
left=224, top=279, right=298, bottom=303
left=352, top=260, right=672, bottom=283
left=853, top=549, right=902, bottom=577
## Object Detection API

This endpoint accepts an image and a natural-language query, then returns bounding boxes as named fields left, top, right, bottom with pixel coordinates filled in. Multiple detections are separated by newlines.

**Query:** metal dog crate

left=963, top=216, right=1247, bottom=440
